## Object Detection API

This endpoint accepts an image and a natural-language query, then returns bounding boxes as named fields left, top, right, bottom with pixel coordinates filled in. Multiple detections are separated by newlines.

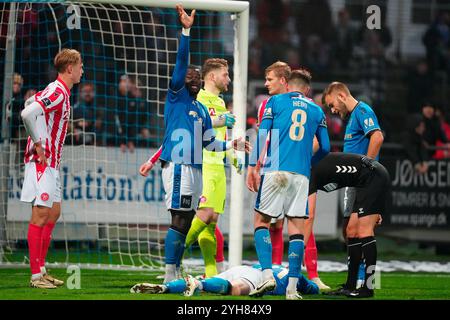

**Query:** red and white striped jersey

left=24, top=77, right=71, bottom=169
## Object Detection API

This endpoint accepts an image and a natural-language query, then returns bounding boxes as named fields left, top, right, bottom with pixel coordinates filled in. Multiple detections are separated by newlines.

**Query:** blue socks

left=202, top=278, right=230, bottom=294
left=165, top=278, right=186, bottom=293
left=254, top=227, right=272, bottom=271
left=165, top=228, right=186, bottom=265
left=287, top=234, right=304, bottom=279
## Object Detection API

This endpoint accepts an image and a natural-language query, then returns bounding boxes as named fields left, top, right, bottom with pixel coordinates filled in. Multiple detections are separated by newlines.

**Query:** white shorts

left=255, top=171, right=309, bottom=219
left=161, top=162, right=202, bottom=211
left=343, top=187, right=356, bottom=218
left=216, top=266, right=262, bottom=292
left=20, top=162, right=61, bottom=208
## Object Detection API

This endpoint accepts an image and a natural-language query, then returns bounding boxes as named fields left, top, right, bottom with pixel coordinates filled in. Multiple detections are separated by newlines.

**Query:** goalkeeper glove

left=214, top=112, right=236, bottom=129
left=232, top=156, right=243, bottom=175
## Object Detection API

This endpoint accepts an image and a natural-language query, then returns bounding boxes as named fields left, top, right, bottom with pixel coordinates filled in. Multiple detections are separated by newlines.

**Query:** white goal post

left=82, top=0, right=250, bottom=268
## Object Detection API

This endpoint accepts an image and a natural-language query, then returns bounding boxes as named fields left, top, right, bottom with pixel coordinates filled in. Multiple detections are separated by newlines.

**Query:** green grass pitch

left=1, top=268, right=450, bottom=300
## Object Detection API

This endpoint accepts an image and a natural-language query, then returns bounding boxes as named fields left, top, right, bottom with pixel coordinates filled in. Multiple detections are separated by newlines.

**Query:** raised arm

left=169, top=5, right=196, bottom=92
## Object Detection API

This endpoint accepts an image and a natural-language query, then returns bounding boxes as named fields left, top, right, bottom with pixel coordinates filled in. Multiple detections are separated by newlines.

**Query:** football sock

left=165, top=278, right=186, bottom=293
left=185, top=216, right=208, bottom=249
left=305, top=231, right=319, bottom=279
left=346, top=237, right=362, bottom=290
left=215, top=225, right=224, bottom=264
left=361, top=236, right=377, bottom=289
left=198, top=222, right=218, bottom=277
left=164, top=228, right=186, bottom=282
left=287, top=234, right=304, bottom=293
left=254, top=227, right=272, bottom=277
left=28, top=224, right=43, bottom=277
left=40, top=222, right=55, bottom=271
left=269, top=226, right=284, bottom=265
left=202, top=277, right=230, bottom=294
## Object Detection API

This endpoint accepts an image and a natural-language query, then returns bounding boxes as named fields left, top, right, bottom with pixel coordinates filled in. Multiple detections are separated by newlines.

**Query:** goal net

left=0, top=0, right=249, bottom=271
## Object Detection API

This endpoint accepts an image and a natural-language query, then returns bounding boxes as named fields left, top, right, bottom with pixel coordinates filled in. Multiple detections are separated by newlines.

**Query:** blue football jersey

left=343, top=101, right=381, bottom=159
left=267, top=266, right=319, bottom=295
left=160, top=34, right=215, bottom=169
left=256, top=92, right=328, bottom=178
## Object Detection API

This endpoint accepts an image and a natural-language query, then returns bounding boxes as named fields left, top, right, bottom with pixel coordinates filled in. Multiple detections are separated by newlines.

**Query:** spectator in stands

left=421, top=102, right=448, bottom=158
left=332, top=8, right=357, bottom=71
left=106, top=74, right=146, bottom=152
left=72, top=82, right=101, bottom=146
left=10, top=73, right=24, bottom=140
left=403, top=114, right=429, bottom=174
left=358, top=25, right=392, bottom=109
left=407, top=60, right=434, bottom=114
left=422, top=11, right=450, bottom=74
left=130, top=78, right=152, bottom=149
left=295, top=0, right=333, bottom=76
left=24, top=88, right=37, bottom=101
left=9, top=73, right=26, bottom=168
left=433, top=107, right=450, bottom=159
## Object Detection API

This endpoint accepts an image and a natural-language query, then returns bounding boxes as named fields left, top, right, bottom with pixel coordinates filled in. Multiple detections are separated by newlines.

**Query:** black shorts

left=351, top=163, right=391, bottom=218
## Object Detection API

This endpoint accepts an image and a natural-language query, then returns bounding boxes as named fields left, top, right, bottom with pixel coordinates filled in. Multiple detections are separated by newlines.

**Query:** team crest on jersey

left=189, top=110, right=198, bottom=119
left=41, top=193, right=49, bottom=202
left=208, top=108, right=216, bottom=116
left=189, top=110, right=203, bottom=124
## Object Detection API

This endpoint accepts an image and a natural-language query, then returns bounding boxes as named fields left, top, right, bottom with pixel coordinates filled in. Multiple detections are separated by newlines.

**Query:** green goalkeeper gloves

left=232, top=155, right=243, bottom=174
left=213, top=112, right=236, bottom=129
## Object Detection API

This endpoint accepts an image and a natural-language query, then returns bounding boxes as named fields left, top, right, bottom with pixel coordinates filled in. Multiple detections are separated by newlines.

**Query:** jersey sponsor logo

left=336, top=165, right=357, bottom=173
left=40, top=192, right=49, bottom=202
left=53, top=92, right=60, bottom=98
left=364, top=118, right=375, bottom=128
left=200, top=195, right=207, bottom=203
left=358, top=207, right=365, bottom=215
left=320, top=117, right=327, bottom=127
left=323, top=182, right=338, bottom=192
left=345, top=133, right=353, bottom=140
left=180, top=195, right=192, bottom=208
left=263, top=107, right=272, bottom=117
left=208, top=108, right=216, bottom=116
left=41, top=97, right=52, bottom=106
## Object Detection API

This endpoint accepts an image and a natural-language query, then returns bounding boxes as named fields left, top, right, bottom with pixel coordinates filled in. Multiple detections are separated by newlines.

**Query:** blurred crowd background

left=1, top=0, right=449, bottom=168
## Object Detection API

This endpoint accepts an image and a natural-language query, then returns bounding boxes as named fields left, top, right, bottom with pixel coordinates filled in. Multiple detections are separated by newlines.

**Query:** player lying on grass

left=130, top=265, right=319, bottom=297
